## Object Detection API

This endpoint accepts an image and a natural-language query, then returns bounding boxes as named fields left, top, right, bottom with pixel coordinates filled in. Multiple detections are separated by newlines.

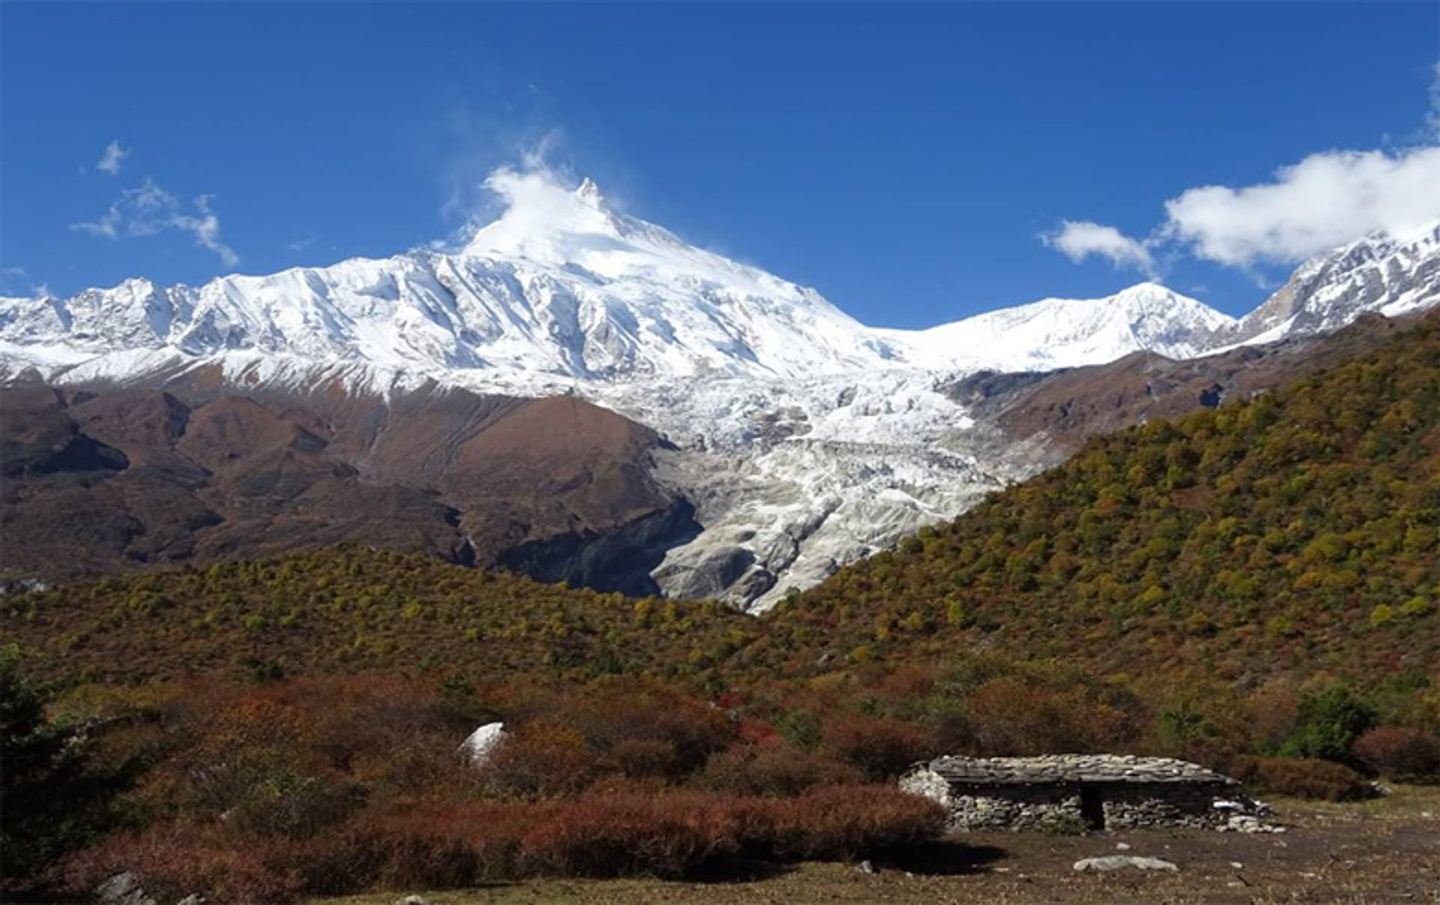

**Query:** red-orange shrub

left=61, top=827, right=297, bottom=905
left=63, top=785, right=948, bottom=900
left=276, top=806, right=512, bottom=894
left=538, top=678, right=735, bottom=774
left=694, top=745, right=861, bottom=796
left=965, top=677, right=1131, bottom=755
left=610, top=738, right=680, bottom=779
left=516, top=792, right=742, bottom=878
left=875, top=665, right=937, bottom=700
left=479, top=722, right=601, bottom=798
left=823, top=715, right=935, bottom=780
left=1352, top=727, right=1440, bottom=781
left=738, top=785, right=945, bottom=860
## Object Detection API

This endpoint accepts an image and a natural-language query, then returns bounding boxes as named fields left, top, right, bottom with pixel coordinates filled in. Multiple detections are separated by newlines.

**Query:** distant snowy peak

left=1233, top=224, right=1440, bottom=345
left=894, top=282, right=1234, bottom=373
left=4, top=171, right=1439, bottom=395
left=2, top=172, right=1231, bottom=389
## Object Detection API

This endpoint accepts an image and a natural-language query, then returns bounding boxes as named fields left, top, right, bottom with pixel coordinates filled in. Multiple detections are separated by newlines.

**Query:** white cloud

left=1162, top=146, right=1440, bottom=268
left=1042, top=220, right=1158, bottom=277
left=73, top=178, right=239, bottom=266
left=96, top=140, right=130, bottom=176
left=1046, top=63, right=1440, bottom=276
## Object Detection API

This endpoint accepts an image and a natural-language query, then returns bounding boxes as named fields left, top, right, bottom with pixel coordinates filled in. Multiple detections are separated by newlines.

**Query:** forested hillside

left=7, top=315, right=1440, bottom=903
left=748, top=313, right=1440, bottom=685
left=10, top=313, right=1439, bottom=692
left=3, top=548, right=757, bottom=685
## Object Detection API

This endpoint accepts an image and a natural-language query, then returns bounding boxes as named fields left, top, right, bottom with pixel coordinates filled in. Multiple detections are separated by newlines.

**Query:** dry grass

left=310, top=786, right=1440, bottom=905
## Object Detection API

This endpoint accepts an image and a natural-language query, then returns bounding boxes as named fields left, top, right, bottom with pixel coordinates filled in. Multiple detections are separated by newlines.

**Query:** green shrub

left=1277, top=685, right=1377, bottom=763
left=0, top=646, right=123, bottom=889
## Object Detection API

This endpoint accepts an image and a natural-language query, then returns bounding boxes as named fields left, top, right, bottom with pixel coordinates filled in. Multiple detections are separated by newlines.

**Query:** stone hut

left=900, top=754, right=1254, bottom=831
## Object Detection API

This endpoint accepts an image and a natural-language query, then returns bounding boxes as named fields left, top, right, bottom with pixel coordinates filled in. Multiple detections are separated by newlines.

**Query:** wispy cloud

left=1045, top=63, right=1440, bottom=277
left=96, top=140, right=130, bottom=176
left=1041, top=220, right=1158, bottom=279
left=1427, top=60, right=1440, bottom=143
left=437, top=99, right=573, bottom=229
left=74, top=177, right=239, bottom=266
left=0, top=266, right=52, bottom=298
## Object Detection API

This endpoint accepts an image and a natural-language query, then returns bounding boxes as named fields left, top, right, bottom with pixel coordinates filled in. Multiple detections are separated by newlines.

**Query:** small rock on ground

left=95, top=873, right=158, bottom=905
left=1074, top=855, right=1179, bottom=873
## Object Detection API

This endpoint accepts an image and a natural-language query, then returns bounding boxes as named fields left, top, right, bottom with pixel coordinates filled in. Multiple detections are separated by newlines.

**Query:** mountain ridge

left=0, top=172, right=1265, bottom=391
left=3, top=173, right=1438, bottom=606
left=4, top=174, right=1435, bottom=395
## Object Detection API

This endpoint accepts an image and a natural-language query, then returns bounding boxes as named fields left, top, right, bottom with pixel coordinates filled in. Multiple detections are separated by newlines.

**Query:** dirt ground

left=317, top=785, right=1440, bottom=905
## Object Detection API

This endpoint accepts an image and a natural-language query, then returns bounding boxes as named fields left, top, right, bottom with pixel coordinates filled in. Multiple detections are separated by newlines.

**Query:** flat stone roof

left=920, top=754, right=1237, bottom=786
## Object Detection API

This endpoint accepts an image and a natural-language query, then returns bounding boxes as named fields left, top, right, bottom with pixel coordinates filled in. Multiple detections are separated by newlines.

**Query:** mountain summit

left=1, top=168, right=1436, bottom=398
left=2, top=172, right=1438, bottom=609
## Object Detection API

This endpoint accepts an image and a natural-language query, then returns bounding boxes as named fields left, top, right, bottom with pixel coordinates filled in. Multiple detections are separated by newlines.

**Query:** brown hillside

left=0, top=385, right=693, bottom=594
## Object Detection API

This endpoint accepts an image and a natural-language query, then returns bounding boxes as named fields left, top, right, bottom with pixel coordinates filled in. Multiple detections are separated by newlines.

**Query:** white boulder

left=458, top=721, right=506, bottom=767
left=1074, top=856, right=1179, bottom=873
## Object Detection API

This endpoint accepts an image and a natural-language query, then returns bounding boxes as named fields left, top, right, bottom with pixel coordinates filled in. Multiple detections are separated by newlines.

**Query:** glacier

left=3, top=169, right=1437, bottom=608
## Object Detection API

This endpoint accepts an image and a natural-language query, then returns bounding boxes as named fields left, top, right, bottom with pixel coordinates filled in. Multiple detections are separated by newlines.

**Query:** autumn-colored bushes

left=61, top=827, right=299, bottom=905
left=480, top=722, right=602, bottom=798
left=823, top=714, right=935, bottom=780
left=735, top=785, right=945, bottom=860
left=1352, top=727, right=1440, bottom=782
left=21, top=666, right=959, bottom=903
left=1230, top=756, right=1373, bottom=801
left=695, top=745, right=862, bottom=796
left=60, top=787, right=944, bottom=903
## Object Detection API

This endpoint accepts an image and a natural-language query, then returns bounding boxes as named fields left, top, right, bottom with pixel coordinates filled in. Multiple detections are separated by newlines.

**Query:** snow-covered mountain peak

left=461, top=168, right=632, bottom=263
left=1228, top=224, right=1440, bottom=344
left=4, top=183, right=1438, bottom=612
left=455, top=167, right=805, bottom=302
left=1110, top=281, right=1192, bottom=305
left=576, top=176, right=603, bottom=204
left=5, top=169, right=1437, bottom=397
left=888, top=282, right=1236, bottom=373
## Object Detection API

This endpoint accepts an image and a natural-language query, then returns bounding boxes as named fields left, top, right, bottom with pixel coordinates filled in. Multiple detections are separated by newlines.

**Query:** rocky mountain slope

left=2, top=174, right=1437, bottom=605
left=0, top=383, right=692, bottom=593
left=1226, top=226, right=1440, bottom=345
left=757, top=306, right=1440, bottom=681
left=951, top=309, right=1432, bottom=469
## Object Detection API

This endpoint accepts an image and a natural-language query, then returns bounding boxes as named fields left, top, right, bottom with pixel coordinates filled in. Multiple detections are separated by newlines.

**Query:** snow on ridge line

left=4, top=178, right=1438, bottom=390
left=0, top=172, right=1228, bottom=383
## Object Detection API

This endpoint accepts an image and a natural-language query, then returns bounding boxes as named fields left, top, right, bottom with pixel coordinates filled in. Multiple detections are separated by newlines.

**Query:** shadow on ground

left=683, top=856, right=798, bottom=884
left=873, top=840, right=1010, bottom=876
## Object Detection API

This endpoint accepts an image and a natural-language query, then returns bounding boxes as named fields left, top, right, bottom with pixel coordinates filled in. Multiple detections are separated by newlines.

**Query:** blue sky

left=2, top=3, right=1438, bottom=327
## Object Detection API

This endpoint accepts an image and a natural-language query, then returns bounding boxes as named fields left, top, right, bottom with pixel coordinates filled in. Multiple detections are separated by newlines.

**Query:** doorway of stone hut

left=1079, top=785, right=1105, bottom=829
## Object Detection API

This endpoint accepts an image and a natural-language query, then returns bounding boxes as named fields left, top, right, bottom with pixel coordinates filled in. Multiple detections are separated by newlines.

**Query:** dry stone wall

left=900, top=755, right=1254, bottom=832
